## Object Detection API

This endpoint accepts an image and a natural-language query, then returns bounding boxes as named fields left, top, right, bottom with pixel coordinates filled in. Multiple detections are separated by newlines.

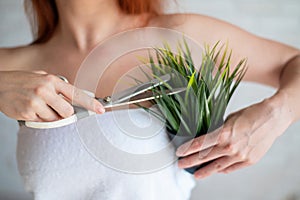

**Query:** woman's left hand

left=175, top=93, right=293, bottom=179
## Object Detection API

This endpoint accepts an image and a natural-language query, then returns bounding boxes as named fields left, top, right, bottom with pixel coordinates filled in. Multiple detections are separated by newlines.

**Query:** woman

left=0, top=0, right=299, bottom=199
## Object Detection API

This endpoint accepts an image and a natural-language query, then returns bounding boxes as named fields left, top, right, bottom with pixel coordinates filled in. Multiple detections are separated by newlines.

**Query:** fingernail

left=176, top=142, right=191, bottom=156
left=176, top=150, right=182, bottom=157
left=178, top=160, right=185, bottom=169
left=97, top=106, right=105, bottom=114
left=195, top=174, right=203, bottom=179
left=194, top=172, right=204, bottom=179
left=178, top=160, right=184, bottom=168
left=176, top=147, right=184, bottom=156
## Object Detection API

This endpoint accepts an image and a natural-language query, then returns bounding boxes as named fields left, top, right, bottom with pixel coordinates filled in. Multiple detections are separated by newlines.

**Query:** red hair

left=25, top=0, right=163, bottom=44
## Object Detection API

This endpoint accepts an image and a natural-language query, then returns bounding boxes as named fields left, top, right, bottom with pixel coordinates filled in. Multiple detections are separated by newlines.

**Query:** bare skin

left=0, top=0, right=300, bottom=179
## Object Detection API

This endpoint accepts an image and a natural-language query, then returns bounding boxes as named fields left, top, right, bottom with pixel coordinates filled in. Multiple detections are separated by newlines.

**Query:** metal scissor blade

left=107, top=73, right=171, bottom=104
left=103, top=87, right=186, bottom=108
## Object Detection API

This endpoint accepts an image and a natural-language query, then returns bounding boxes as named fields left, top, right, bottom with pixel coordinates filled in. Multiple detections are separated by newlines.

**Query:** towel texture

left=17, top=108, right=195, bottom=200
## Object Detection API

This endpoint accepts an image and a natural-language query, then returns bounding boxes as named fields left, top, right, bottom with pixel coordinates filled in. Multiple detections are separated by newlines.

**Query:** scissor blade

left=104, top=87, right=186, bottom=108
left=109, top=73, right=171, bottom=104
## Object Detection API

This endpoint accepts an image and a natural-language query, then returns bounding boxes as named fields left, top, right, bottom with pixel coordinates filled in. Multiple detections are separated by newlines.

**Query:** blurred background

left=0, top=0, right=299, bottom=199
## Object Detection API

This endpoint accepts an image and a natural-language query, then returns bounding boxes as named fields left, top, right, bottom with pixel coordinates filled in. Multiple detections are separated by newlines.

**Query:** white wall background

left=0, top=0, right=299, bottom=200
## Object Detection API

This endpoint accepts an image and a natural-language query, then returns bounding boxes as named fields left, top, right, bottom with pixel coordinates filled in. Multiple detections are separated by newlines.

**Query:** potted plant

left=135, top=39, right=247, bottom=174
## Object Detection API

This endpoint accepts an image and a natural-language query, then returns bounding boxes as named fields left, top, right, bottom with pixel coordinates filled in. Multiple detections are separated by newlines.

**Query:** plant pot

left=167, top=121, right=223, bottom=174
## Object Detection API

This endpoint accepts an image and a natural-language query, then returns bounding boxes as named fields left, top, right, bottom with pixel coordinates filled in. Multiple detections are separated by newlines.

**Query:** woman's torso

left=7, top=13, right=198, bottom=199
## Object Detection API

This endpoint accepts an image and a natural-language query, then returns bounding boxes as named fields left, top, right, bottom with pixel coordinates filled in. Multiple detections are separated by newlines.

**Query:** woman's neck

left=53, top=0, right=130, bottom=52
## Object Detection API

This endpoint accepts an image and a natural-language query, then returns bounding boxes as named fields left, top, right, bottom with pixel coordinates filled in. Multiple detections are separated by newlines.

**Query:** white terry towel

left=17, top=108, right=196, bottom=200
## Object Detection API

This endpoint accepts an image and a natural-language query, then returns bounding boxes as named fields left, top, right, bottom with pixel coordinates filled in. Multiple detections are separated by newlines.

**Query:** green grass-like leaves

left=136, top=39, right=247, bottom=137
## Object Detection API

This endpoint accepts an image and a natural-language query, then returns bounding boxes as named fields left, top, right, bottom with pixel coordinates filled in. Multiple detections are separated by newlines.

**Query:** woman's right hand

left=0, top=70, right=105, bottom=122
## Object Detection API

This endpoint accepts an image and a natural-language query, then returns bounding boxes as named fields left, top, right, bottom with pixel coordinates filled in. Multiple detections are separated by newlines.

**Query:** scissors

left=23, top=73, right=186, bottom=129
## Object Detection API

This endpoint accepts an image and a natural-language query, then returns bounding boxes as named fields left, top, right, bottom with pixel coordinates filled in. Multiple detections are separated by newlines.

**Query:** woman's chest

left=34, top=49, right=152, bottom=99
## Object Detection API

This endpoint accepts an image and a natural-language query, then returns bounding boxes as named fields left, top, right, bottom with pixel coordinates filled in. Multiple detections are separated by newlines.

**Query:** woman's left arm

left=277, top=55, right=300, bottom=122
left=170, top=14, right=300, bottom=179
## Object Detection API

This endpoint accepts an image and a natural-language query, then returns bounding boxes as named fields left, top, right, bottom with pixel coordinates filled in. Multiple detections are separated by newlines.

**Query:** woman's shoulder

left=149, top=13, right=231, bottom=29
left=0, top=44, right=39, bottom=71
left=148, top=13, right=250, bottom=44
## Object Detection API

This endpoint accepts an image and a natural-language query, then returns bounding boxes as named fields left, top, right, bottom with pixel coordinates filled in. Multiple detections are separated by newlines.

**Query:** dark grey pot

left=167, top=121, right=223, bottom=174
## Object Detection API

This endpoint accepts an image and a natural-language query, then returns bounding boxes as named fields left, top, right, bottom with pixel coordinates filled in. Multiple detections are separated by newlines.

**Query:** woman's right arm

left=0, top=50, right=105, bottom=122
